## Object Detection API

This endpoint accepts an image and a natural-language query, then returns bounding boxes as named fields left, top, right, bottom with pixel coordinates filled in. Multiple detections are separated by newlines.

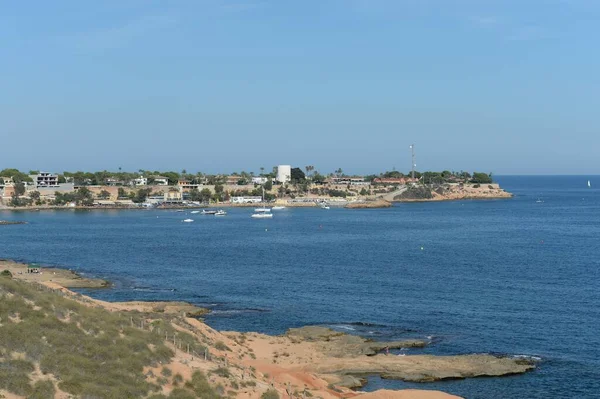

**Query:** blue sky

left=1, top=0, right=599, bottom=175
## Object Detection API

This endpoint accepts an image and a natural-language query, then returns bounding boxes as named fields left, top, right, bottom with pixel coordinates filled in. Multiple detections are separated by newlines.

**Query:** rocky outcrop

left=318, top=354, right=535, bottom=383
left=387, top=183, right=512, bottom=202
left=345, top=200, right=393, bottom=209
left=393, top=186, right=434, bottom=201
left=286, top=326, right=427, bottom=357
left=285, top=326, right=535, bottom=385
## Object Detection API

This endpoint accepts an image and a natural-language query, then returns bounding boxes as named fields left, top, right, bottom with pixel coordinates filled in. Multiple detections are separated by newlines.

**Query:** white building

left=276, top=165, right=291, bottom=184
left=0, top=176, right=14, bottom=187
left=152, top=176, right=169, bottom=186
left=31, top=172, right=59, bottom=188
left=231, top=196, right=262, bottom=204
left=132, top=176, right=148, bottom=186
left=252, top=176, right=268, bottom=185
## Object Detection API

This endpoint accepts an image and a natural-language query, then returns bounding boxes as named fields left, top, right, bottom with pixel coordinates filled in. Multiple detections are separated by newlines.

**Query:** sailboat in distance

left=588, top=180, right=591, bottom=188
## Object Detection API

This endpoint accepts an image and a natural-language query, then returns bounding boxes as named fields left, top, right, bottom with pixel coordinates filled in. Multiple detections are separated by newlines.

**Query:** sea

left=1, top=175, right=599, bottom=399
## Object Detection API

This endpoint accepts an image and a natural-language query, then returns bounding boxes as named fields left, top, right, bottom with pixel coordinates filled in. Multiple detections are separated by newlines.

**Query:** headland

left=1, top=259, right=535, bottom=399
left=1, top=169, right=509, bottom=211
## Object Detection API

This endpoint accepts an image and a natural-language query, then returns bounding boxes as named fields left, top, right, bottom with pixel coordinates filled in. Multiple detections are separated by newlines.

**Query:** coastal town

left=0, top=166, right=510, bottom=209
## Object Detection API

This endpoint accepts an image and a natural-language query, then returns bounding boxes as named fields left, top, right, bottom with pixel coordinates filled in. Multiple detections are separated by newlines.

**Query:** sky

left=1, top=0, right=599, bottom=175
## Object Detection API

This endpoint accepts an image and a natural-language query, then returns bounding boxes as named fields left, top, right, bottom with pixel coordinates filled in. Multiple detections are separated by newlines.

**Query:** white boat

left=190, top=210, right=200, bottom=214
left=202, top=210, right=217, bottom=215
left=321, top=205, right=330, bottom=210
left=215, top=210, right=227, bottom=216
left=252, top=187, right=273, bottom=218
left=251, top=212, right=273, bottom=219
left=182, top=218, right=194, bottom=223
left=588, top=180, right=591, bottom=188
left=535, top=199, right=543, bottom=203
left=272, top=206, right=286, bottom=210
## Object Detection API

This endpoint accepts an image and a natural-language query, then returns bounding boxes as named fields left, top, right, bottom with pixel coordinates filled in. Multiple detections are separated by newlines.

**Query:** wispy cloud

left=58, top=15, right=177, bottom=52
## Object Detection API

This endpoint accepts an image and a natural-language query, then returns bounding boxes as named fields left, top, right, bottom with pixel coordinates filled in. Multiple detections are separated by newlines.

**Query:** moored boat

left=252, top=187, right=273, bottom=218
left=251, top=212, right=273, bottom=219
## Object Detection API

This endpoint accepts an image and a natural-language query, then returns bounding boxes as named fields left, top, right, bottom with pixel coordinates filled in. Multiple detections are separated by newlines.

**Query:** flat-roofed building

left=132, top=176, right=147, bottom=186
left=31, top=172, right=59, bottom=188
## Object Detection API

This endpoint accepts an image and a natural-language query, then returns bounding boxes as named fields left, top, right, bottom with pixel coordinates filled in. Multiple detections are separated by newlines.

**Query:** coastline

left=0, top=194, right=512, bottom=213
left=1, top=258, right=535, bottom=399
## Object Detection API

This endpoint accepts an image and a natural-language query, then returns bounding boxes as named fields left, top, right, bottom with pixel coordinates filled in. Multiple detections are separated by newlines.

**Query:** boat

left=190, top=210, right=200, bottom=214
left=321, top=204, right=330, bottom=210
left=588, top=180, right=591, bottom=188
left=182, top=219, right=194, bottom=223
left=251, top=212, right=273, bottom=219
left=535, top=199, right=544, bottom=203
left=252, top=187, right=273, bottom=218
left=201, top=210, right=217, bottom=215
left=215, top=210, right=227, bottom=216
left=272, top=206, right=286, bottom=210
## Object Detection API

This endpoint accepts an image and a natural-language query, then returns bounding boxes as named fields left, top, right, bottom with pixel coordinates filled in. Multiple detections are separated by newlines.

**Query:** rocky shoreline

left=0, top=183, right=512, bottom=212
left=1, top=259, right=536, bottom=398
left=282, top=326, right=535, bottom=386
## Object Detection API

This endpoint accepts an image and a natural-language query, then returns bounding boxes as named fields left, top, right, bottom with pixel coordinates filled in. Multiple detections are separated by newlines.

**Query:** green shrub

left=211, top=366, right=231, bottom=378
left=0, top=269, right=12, bottom=278
left=214, top=340, right=231, bottom=351
left=157, top=377, right=168, bottom=386
left=29, top=380, right=56, bottom=399
left=161, top=367, right=172, bottom=377
left=173, top=373, right=184, bottom=385
left=188, top=371, right=220, bottom=399
left=168, top=388, right=196, bottom=399
left=0, top=370, right=32, bottom=396
left=261, top=389, right=280, bottom=399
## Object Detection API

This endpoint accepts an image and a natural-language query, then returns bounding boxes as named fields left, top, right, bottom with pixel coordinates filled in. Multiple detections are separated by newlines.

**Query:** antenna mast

left=410, top=144, right=416, bottom=180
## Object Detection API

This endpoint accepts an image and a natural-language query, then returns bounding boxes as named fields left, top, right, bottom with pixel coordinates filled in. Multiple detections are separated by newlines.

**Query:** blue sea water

left=1, top=176, right=599, bottom=398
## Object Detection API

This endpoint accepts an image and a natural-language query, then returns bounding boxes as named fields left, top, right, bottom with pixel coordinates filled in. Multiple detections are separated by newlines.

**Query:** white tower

left=276, top=165, right=291, bottom=184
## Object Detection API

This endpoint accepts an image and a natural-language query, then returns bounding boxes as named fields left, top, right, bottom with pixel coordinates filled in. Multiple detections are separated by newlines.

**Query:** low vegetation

left=0, top=277, right=175, bottom=397
left=261, top=389, right=280, bottom=399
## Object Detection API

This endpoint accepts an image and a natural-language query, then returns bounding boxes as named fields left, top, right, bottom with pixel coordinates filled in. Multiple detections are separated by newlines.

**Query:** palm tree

left=305, top=165, right=315, bottom=179
left=260, top=167, right=265, bottom=176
